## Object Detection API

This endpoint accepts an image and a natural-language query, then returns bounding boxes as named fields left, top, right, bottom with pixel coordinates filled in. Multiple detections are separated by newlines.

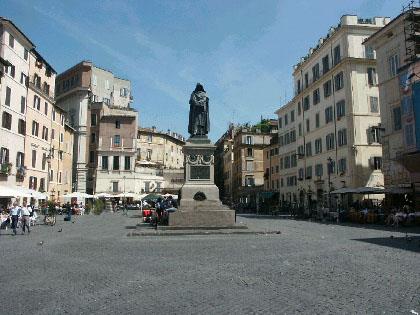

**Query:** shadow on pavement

left=125, top=226, right=138, bottom=230
left=353, top=236, right=420, bottom=253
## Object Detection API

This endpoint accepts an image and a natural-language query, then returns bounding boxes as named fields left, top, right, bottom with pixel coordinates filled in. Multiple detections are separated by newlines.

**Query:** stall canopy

left=142, top=193, right=161, bottom=202
left=63, top=192, right=94, bottom=199
left=94, top=192, right=113, bottom=198
left=115, top=192, right=139, bottom=199
left=331, top=187, right=385, bottom=194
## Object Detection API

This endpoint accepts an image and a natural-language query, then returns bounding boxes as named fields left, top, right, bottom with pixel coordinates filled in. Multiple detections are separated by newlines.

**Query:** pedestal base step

left=169, top=209, right=235, bottom=227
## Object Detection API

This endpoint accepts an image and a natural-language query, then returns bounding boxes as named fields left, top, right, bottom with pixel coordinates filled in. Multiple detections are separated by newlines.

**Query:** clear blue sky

left=4, top=0, right=408, bottom=141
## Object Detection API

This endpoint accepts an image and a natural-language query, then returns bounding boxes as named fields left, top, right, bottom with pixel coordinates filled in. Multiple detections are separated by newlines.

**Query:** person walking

left=20, top=201, right=31, bottom=235
left=10, top=202, right=20, bottom=236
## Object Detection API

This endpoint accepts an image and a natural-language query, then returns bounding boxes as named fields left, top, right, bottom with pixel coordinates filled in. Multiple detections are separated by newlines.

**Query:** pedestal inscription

left=190, top=165, right=210, bottom=180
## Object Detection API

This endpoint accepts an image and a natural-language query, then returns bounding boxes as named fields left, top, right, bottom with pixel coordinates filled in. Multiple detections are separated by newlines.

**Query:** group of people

left=154, top=196, right=178, bottom=224
left=0, top=201, right=37, bottom=235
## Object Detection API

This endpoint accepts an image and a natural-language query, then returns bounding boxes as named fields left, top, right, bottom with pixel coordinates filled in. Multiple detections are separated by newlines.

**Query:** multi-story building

left=24, top=49, right=56, bottom=194
left=263, top=134, right=280, bottom=193
left=365, top=7, right=420, bottom=205
left=92, top=102, right=138, bottom=194
left=0, top=18, right=34, bottom=187
left=55, top=61, right=133, bottom=194
left=275, top=102, right=299, bottom=206
left=232, top=126, right=273, bottom=206
left=48, top=104, right=74, bottom=203
left=277, top=15, right=389, bottom=209
left=136, top=127, right=185, bottom=169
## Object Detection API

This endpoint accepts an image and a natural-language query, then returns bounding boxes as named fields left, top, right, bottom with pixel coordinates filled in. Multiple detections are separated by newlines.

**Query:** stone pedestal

left=169, top=136, right=235, bottom=228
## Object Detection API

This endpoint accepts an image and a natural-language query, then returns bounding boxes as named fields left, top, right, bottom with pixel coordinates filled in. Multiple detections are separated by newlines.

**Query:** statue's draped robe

left=188, top=90, right=210, bottom=136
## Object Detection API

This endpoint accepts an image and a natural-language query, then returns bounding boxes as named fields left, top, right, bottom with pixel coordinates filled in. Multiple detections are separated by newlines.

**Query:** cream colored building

left=0, top=18, right=34, bottom=187
left=24, top=49, right=56, bottom=194
left=364, top=9, right=417, bottom=201
left=136, top=127, right=185, bottom=169
left=276, top=15, right=389, bottom=209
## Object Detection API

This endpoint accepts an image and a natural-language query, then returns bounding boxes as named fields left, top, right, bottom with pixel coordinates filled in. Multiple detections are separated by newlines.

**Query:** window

left=245, top=176, right=255, bottom=186
left=9, top=65, right=15, bottom=78
left=49, top=170, right=53, bottom=181
left=306, top=142, right=312, bottom=156
left=278, top=117, right=282, bottom=129
left=89, top=151, right=95, bottom=164
left=298, top=123, right=302, bottom=136
left=304, top=73, right=309, bottom=88
left=52, top=109, right=56, bottom=121
left=298, top=102, right=301, bottom=115
left=370, top=96, right=379, bottom=113
left=284, top=114, right=288, bottom=125
left=59, top=172, right=62, bottom=184
left=296, top=80, right=301, bottom=94
left=58, top=151, right=63, bottom=161
left=29, top=176, right=37, bottom=190
left=32, top=150, right=37, bottom=168
left=24, top=49, right=29, bottom=61
left=333, top=45, right=341, bottom=66
left=371, top=157, right=382, bottom=170
left=322, top=55, right=329, bottom=73
left=105, top=79, right=110, bottom=89
left=34, top=74, right=41, bottom=88
left=61, top=114, right=64, bottom=126
left=405, top=124, right=415, bottom=146
left=291, top=110, right=295, bottom=122
left=18, top=119, right=25, bottom=135
left=5, top=87, right=11, bottom=106
left=336, top=100, right=345, bottom=119
left=279, top=135, right=284, bottom=147
left=365, top=46, right=375, bottom=59
left=246, top=136, right=253, bottom=145
left=42, top=153, right=46, bottom=170
left=334, top=72, right=344, bottom=90
left=32, top=121, right=39, bottom=136
left=306, top=166, right=312, bottom=179
left=312, top=63, right=320, bottom=82
left=20, top=72, right=27, bottom=85
left=102, top=156, right=109, bottom=170
left=313, top=88, right=320, bottom=105
left=298, top=168, right=304, bottom=180
left=326, top=133, right=335, bottom=150
left=290, top=130, right=296, bottom=142
left=91, top=113, right=97, bottom=126
left=112, top=182, right=119, bottom=193
left=323, top=80, right=332, bottom=98
left=291, top=154, right=297, bottom=167
left=367, top=67, right=377, bottom=86
left=369, top=127, right=381, bottom=144
left=246, top=161, right=253, bottom=171
left=315, top=164, right=323, bottom=177
left=338, top=158, right=347, bottom=173
left=60, top=132, right=64, bottom=143
left=2, top=112, right=12, bottom=130
left=389, top=54, right=399, bottom=77
left=33, top=95, right=40, bottom=110
left=315, top=113, right=320, bottom=128
left=120, top=88, right=128, bottom=97
left=298, top=145, right=304, bottom=157
left=247, top=147, right=253, bottom=157
left=16, top=152, right=24, bottom=168
left=0, top=147, right=10, bottom=164
left=303, top=96, right=310, bottom=111
left=147, top=134, right=153, bottom=143
left=114, top=135, right=121, bottom=146
left=393, top=107, right=402, bottom=131
left=21, top=96, right=26, bottom=114
left=306, top=118, right=310, bottom=132
left=124, top=156, right=131, bottom=170
left=51, top=129, right=55, bottom=140
left=44, top=102, right=48, bottom=115
left=315, top=138, right=322, bottom=154
left=284, top=156, right=290, bottom=168
left=115, top=120, right=121, bottom=129
left=325, top=106, right=333, bottom=123
left=146, top=149, right=152, bottom=160
left=338, top=129, right=347, bottom=146
left=9, top=34, right=15, bottom=48
left=113, top=156, right=120, bottom=170
left=91, top=133, right=96, bottom=143
left=92, top=75, right=97, bottom=86
left=42, top=126, right=49, bottom=141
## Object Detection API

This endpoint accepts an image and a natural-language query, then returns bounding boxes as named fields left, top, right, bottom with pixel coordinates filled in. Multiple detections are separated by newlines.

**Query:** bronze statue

left=188, top=83, right=210, bottom=137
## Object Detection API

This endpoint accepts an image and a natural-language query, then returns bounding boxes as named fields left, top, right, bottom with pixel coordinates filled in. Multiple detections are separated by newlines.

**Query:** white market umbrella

left=64, top=192, right=94, bottom=199
left=115, top=192, right=138, bottom=199
left=94, top=192, right=113, bottom=198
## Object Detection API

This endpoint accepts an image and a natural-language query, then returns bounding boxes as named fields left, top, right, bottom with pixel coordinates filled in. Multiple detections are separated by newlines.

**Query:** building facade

left=55, top=61, right=133, bottom=194
left=24, top=49, right=56, bottom=194
left=232, top=127, right=273, bottom=206
left=0, top=18, right=34, bottom=187
left=365, top=8, right=420, bottom=204
left=276, top=15, right=389, bottom=209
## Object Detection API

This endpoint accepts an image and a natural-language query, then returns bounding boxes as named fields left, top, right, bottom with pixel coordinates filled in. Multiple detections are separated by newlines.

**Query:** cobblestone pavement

left=0, top=212, right=419, bottom=314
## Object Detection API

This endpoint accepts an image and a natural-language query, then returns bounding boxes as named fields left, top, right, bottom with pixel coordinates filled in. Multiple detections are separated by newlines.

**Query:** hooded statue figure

left=188, top=83, right=210, bottom=137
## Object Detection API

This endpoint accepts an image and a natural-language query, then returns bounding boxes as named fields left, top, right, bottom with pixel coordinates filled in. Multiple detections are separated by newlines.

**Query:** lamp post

left=327, top=156, right=333, bottom=211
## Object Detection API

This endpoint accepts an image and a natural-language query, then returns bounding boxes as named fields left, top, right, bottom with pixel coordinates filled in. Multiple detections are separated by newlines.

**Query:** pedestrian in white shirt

left=20, top=201, right=31, bottom=234
left=9, top=202, right=20, bottom=236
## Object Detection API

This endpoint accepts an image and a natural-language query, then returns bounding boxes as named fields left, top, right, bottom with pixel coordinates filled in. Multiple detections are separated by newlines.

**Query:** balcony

left=97, top=137, right=136, bottom=152
left=0, top=163, right=12, bottom=176
left=28, top=81, right=55, bottom=103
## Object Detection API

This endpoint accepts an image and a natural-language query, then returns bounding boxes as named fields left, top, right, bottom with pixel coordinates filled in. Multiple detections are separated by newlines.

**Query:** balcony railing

left=97, top=137, right=136, bottom=151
